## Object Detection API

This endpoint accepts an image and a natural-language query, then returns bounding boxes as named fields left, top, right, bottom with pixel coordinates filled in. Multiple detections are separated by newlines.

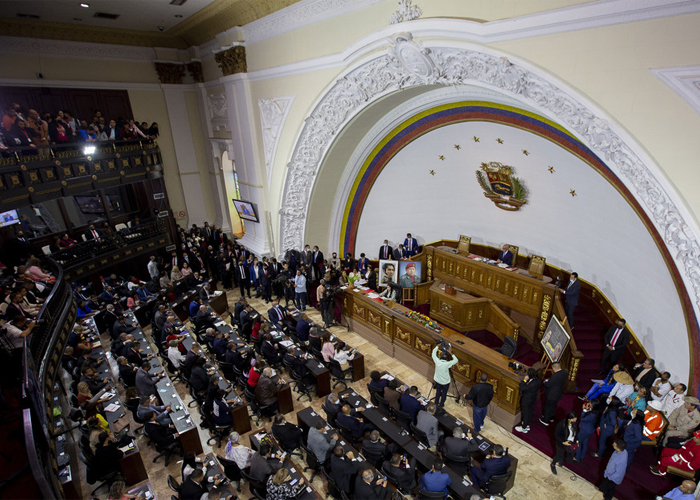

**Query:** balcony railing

left=0, top=139, right=162, bottom=210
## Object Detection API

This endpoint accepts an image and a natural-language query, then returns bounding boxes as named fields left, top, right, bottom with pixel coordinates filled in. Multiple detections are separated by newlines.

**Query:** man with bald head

left=658, top=480, right=696, bottom=500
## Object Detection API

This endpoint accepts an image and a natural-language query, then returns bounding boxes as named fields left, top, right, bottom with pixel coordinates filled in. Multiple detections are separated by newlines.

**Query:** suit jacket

left=603, top=325, right=630, bottom=353
left=400, top=394, right=422, bottom=422
left=392, top=247, right=405, bottom=260
left=472, top=455, right=511, bottom=487
left=404, top=237, right=418, bottom=256
left=272, top=422, right=303, bottom=451
left=497, top=250, right=513, bottom=265
left=419, top=471, right=451, bottom=495
left=198, top=287, right=213, bottom=301
left=544, top=370, right=568, bottom=402
left=382, top=461, right=416, bottom=492
left=180, top=478, right=208, bottom=500
left=565, top=279, right=581, bottom=307
left=235, top=264, right=249, bottom=282
left=119, top=363, right=137, bottom=387
left=249, top=452, right=282, bottom=483
left=554, top=419, right=578, bottom=446
left=378, top=245, right=393, bottom=260
left=336, top=411, right=366, bottom=439
left=104, top=125, right=122, bottom=140
left=519, top=377, right=542, bottom=407
left=441, top=435, right=478, bottom=458
left=384, top=387, right=401, bottom=410
left=635, top=366, right=660, bottom=391
left=195, top=309, right=216, bottom=329
left=416, top=410, right=440, bottom=447
left=84, top=228, right=101, bottom=241
left=312, top=250, right=324, bottom=267
left=135, top=368, right=158, bottom=398
left=189, top=365, right=209, bottom=392
left=354, top=476, right=386, bottom=500
left=330, top=454, right=358, bottom=493
left=362, top=439, right=389, bottom=459
left=268, top=305, right=287, bottom=325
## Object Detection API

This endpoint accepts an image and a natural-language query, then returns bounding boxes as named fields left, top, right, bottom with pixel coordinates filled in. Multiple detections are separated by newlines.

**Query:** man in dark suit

left=83, top=224, right=101, bottom=241
left=330, top=446, right=359, bottom=495
left=336, top=404, right=374, bottom=439
left=180, top=469, right=212, bottom=499
left=233, top=297, right=247, bottom=325
left=633, top=358, right=659, bottom=392
left=404, top=233, right=419, bottom=257
left=561, top=272, right=581, bottom=328
left=382, top=453, right=417, bottom=493
left=104, top=119, right=122, bottom=140
left=392, top=244, right=406, bottom=260
left=271, top=414, right=303, bottom=452
left=112, top=315, right=137, bottom=339
left=441, top=426, right=479, bottom=460
left=236, top=260, right=251, bottom=298
left=117, top=356, right=137, bottom=387
left=496, top=244, right=513, bottom=266
left=599, top=318, right=630, bottom=375
left=261, top=333, right=283, bottom=365
left=540, top=362, right=568, bottom=425
left=362, top=430, right=390, bottom=460
left=378, top=239, right=393, bottom=260
left=259, top=263, right=273, bottom=303
left=400, top=386, right=423, bottom=423
left=470, top=444, right=511, bottom=489
left=354, top=468, right=388, bottom=500
left=268, top=300, right=288, bottom=329
left=194, top=305, right=216, bottom=330
left=198, top=283, right=213, bottom=301
left=462, top=372, right=494, bottom=433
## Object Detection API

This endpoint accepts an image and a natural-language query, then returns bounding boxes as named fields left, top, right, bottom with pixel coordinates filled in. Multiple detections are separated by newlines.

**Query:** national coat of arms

left=476, top=161, right=528, bottom=211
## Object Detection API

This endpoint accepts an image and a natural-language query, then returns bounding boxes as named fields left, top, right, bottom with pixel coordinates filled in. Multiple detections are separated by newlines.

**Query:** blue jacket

left=600, top=408, right=618, bottom=431
left=296, top=319, right=311, bottom=341
left=419, top=471, right=451, bottom=495
left=400, top=394, right=422, bottom=422
left=471, top=455, right=511, bottom=488
left=189, top=300, right=199, bottom=317
left=579, top=410, right=598, bottom=436
left=623, top=421, right=642, bottom=452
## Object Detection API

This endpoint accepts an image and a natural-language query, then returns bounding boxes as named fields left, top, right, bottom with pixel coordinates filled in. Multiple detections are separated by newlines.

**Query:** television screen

left=232, top=199, right=259, bottom=223
left=74, top=195, right=104, bottom=214
left=0, top=209, right=20, bottom=228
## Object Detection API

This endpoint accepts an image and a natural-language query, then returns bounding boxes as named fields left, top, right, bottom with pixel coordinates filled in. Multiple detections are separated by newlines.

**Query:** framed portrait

left=398, top=261, right=421, bottom=288
left=232, top=199, right=259, bottom=222
left=378, top=259, right=399, bottom=287
left=541, top=315, right=571, bottom=364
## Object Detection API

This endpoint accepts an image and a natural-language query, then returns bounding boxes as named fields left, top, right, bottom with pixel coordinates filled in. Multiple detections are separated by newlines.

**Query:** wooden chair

left=402, top=287, right=414, bottom=305
left=528, top=254, right=546, bottom=278
left=506, top=244, right=519, bottom=265
left=457, top=235, right=471, bottom=254
left=666, top=465, right=700, bottom=482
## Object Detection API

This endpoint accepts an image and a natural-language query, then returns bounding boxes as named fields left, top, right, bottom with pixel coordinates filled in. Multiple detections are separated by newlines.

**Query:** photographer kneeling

left=432, top=342, right=458, bottom=408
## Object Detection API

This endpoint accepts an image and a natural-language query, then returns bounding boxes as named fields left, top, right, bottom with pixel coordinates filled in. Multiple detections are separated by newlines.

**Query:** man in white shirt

left=167, top=340, right=186, bottom=368
left=3, top=316, right=35, bottom=349
left=147, top=256, right=159, bottom=281
left=650, top=372, right=672, bottom=402
left=660, top=383, right=687, bottom=415
left=294, top=270, right=307, bottom=311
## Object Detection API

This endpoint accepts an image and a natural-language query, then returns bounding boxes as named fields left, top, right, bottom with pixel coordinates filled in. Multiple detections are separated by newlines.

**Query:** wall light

left=83, top=146, right=96, bottom=155
left=80, top=3, right=89, bottom=8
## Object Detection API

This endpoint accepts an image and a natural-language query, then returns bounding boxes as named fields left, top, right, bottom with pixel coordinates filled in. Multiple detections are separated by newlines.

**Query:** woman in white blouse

left=332, top=341, right=354, bottom=369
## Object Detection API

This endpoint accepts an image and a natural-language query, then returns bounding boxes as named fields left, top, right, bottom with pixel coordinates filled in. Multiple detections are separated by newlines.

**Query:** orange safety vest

left=644, top=410, right=664, bottom=439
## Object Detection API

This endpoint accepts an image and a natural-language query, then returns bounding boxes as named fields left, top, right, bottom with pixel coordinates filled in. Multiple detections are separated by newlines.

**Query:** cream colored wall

left=127, top=89, right=188, bottom=220
left=246, top=0, right=593, bottom=71
left=184, top=90, right=217, bottom=222
left=491, top=13, right=700, bottom=226
left=0, top=53, right=159, bottom=83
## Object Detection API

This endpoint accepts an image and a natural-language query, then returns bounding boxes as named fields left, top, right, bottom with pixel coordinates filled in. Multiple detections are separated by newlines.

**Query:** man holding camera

left=432, top=342, right=459, bottom=408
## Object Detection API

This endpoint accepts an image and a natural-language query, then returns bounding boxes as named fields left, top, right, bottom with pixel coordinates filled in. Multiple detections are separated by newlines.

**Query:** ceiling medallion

left=391, top=33, right=436, bottom=83
left=476, top=161, right=528, bottom=211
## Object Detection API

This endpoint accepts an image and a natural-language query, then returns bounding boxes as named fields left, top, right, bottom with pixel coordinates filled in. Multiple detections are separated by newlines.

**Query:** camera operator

left=317, top=279, right=335, bottom=328
left=432, top=341, right=458, bottom=408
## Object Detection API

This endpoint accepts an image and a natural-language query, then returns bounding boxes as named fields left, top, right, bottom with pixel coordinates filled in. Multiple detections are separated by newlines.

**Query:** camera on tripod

left=437, top=339, right=451, bottom=359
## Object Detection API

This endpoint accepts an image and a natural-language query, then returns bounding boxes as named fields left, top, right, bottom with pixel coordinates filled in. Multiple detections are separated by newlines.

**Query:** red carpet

left=514, top=393, right=681, bottom=499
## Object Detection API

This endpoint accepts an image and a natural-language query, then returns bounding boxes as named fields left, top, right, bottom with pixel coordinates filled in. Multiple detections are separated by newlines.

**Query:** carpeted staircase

left=569, top=303, right=608, bottom=390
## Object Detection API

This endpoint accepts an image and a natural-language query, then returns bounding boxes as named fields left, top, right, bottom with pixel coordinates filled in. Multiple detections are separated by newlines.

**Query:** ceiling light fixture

left=174, top=14, right=183, bottom=18
left=170, top=0, right=187, bottom=5
left=80, top=3, right=89, bottom=8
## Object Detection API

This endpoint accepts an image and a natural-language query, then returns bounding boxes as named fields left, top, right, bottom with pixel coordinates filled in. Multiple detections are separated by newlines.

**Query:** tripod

left=427, top=368, right=461, bottom=407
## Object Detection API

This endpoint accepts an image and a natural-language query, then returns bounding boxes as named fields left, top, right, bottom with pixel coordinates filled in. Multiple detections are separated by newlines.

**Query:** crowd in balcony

left=0, top=102, right=159, bottom=157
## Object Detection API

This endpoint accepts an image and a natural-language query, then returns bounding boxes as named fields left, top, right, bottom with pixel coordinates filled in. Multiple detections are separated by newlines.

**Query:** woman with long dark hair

left=551, top=412, right=578, bottom=474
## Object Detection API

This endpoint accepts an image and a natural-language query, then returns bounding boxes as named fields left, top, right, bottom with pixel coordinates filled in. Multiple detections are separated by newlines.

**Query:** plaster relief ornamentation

left=187, top=61, right=204, bottom=83
left=258, top=96, right=295, bottom=178
left=215, top=46, right=247, bottom=76
left=391, top=33, right=436, bottom=83
left=476, top=161, right=528, bottom=211
left=279, top=36, right=700, bottom=320
left=208, top=94, right=228, bottom=119
left=154, top=62, right=186, bottom=84
left=389, top=0, right=423, bottom=25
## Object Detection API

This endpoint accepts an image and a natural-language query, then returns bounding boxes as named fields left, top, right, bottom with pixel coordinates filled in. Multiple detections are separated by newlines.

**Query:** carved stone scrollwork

left=187, top=61, right=204, bottom=83
left=215, top=46, right=247, bottom=76
left=208, top=94, right=228, bottom=119
left=258, top=96, right=295, bottom=171
left=389, top=0, right=423, bottom=25
left=279, top=34, right=700, bottom=324
left=154, top=62, right=186, bottom=84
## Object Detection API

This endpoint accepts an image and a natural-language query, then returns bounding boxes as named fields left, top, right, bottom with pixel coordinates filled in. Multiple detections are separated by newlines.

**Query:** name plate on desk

left=444, top=285, right=456, bottom=296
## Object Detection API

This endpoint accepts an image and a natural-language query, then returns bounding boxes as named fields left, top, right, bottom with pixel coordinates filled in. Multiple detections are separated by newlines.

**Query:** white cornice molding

left=0, top=36, right=156, bottom=62
left=0, top=77, right=163, bottom=90
left=651, top=65, right=700, bottom=116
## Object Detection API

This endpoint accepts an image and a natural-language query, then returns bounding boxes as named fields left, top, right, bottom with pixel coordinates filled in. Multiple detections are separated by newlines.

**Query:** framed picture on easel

left=541, top=315, right=570, bottom=364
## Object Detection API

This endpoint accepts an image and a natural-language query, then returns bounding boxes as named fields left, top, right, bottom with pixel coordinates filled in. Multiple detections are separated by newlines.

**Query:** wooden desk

left=424, top=244, right=557, bottom=342
left=350, top=353, right=365, bottom=381
left=278, top=384, right=294, bottom=414
left=120, top=447, right=148, bottom=486
left=208, top=291, right=228, bottom=316
left=343, top=289, right=525, bottom=428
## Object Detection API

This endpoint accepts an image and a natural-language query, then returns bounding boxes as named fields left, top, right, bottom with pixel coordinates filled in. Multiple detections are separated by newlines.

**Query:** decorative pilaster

left=215, top=46, right=247, bottom=76
left=187, top=61, right=204, bottom=83
left=154, top=62, right=186, bottom=84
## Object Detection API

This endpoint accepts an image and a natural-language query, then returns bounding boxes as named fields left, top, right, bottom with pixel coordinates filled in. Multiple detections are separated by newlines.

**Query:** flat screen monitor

left=0, top=209, right=20, bottom=228
left=74, top=195, right=104, bottom=214
left=232, top=199, right=259, bottom=223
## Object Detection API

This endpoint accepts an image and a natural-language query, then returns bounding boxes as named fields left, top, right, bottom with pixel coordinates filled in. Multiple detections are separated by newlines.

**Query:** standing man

left=462, top=372, right=494, bottom=433
left=356, top=253, right=369, bottom=278
left=431, top=344, right=458, bottom=409
left=378, top=239, right=393, bottom=260
left=599, top=440, right=628, bottom=500
left=392, top=244, right=407, bottom=261
left=599, top=318, right=630, bottom=375
left=294, top=269, right=307, bottom=311
left=236, top=260, right=251, bottom=299
left=312, top=245, right=324, bottom=282
left=404, top=233, right=418, bottom=257
left=147, top=256, right=159, bottom=282
left=540, top=362, right=568, bottom=426
left=561, top=272, right=581, bottom=329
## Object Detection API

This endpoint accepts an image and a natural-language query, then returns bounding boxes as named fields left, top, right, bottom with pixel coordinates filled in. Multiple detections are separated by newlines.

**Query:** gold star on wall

left=522, top=149, right=530, bottom=156
left=548, top=166, right=555, bottom=173
left=438, top=155, right=445, bottom=161
left=473, top=136, right=480, bottom=142
left=570, top=189, right=577, bottom=197
left=429, top=170, right=436, bottom=176
left=496, top=138, right=504, bottom=144
left=454, top=144, right=461, bottom=150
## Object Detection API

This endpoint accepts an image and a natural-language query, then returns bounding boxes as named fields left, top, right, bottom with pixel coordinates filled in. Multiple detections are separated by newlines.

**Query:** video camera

left=508, top=361, right=525, bottom=374
left=437, top=339, right=451, bottom=360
